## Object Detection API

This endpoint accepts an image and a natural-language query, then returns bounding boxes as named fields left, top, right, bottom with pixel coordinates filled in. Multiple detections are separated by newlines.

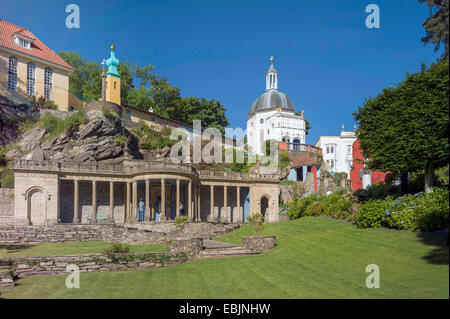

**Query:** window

left=14, top=36, right=31, bottom=49
left=44, top=67, right=53, bottom=100
left=27, top=62, right=36, bottom=96
left=330, top=160, right=335, bottom=169
left=8, top=56, right=18, bottom=91
left=260, top=129, right=264, bottom=145
left=347, top=145, right=352, bottom=154
left=330, top=145, right=334, bottom=153
left=326, top=146, right=330, bottom=154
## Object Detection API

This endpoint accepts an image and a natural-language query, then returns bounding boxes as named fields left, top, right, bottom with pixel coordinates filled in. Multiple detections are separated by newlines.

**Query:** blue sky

left=2, top=0, right=442, bottom=143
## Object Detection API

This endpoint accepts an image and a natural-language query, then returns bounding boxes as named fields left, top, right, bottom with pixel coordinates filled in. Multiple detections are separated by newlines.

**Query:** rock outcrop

left=0, top=103, right=29, bottom=148
left=5, top=109, right=142, bottom=163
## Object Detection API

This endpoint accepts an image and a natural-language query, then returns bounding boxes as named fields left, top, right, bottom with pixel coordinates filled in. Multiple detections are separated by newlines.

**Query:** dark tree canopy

left=353, top=59, right=449, bottom=191
left=58, top=51, right=230, bottom=131
left=419, top=0, right=449, bottom=59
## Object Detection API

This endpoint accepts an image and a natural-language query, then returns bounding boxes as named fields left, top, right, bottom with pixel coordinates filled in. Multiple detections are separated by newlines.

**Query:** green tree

left=58, top=51, right=102, bottom=100
left=354, top=59, right=449, bottom=193
left=419, top=0, right=449, bottom=59
left=58, top=52, right=230, bottom=131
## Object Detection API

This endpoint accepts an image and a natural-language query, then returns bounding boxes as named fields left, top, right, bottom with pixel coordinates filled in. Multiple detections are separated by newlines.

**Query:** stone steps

left=197, top=247, right=258, bottom=258
left=198, top=239, right=259, bottom=258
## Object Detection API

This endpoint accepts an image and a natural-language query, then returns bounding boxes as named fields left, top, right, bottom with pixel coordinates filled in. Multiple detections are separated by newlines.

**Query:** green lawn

left=0, top=217, right=448, bottom=299
left=0, top=241, right=167, bottom=257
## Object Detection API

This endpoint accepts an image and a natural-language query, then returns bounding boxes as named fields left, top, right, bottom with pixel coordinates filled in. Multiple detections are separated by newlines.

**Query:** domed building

left=247, top=57, right=307, bottom=154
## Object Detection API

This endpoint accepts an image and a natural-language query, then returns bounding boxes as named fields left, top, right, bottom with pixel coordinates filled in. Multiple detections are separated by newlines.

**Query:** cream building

left=0, top=19, right=73, bottom=110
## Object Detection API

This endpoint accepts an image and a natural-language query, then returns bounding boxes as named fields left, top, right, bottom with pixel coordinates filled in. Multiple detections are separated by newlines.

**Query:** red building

left=350, top=139, right=387, bottom=190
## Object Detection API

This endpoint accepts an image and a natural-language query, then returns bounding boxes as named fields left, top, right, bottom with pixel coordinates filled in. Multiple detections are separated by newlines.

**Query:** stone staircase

left=197, top=239, right=259, bottom=258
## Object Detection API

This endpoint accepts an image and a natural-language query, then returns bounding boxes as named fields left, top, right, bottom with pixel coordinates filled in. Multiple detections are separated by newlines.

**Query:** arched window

left=8, top=56, right=18, bottom=91
left=27, top=62, right=36, bottom=96
left=44, top=67, right=53, bottom=100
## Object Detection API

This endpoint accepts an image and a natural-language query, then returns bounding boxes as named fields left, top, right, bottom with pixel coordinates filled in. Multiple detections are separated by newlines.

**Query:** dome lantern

left=266, top=56, right=278, bottom=91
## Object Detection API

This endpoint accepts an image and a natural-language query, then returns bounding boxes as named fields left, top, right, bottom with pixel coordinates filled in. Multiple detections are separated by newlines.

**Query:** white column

left=73, top=180, right=79, bottom=224
left=188, top=181, right=192, bottom=221
left=91, top=180, right=97, bottom=224
left=109, top=181, right=114, bottom=221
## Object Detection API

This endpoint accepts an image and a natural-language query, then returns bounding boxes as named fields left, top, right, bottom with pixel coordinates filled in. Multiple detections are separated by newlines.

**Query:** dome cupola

left=106, top=44, right=120, bottom=78
left=248, top=56, right=295, bottom=118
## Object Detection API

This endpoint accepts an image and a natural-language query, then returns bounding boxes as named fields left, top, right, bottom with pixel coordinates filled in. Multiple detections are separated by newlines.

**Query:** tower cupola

left=105, top=44, right=121, bottom=105
left=265, top=56, right=278, bottom=91
left=106, top=44, right=120, bottom=78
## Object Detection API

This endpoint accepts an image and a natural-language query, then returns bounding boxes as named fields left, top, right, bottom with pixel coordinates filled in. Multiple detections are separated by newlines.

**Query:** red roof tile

left=290, top=152, right=320, bottom=168
left=0, top=20, right=73, bottom=70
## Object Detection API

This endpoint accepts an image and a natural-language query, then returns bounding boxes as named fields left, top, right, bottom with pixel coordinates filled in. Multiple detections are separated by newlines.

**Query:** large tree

left=419, top=0, right=449, bottom=59
left=58, top=51, right=229, bottom=130
left=353, top=59, right=449, bottom=193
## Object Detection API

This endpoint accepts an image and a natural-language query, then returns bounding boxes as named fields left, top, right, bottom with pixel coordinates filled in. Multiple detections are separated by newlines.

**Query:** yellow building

left=0, top=19, right=73, bottom=110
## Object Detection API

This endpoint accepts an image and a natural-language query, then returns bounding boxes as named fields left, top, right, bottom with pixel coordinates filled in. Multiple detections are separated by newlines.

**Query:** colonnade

left=71, top=178, right=248, bottom=224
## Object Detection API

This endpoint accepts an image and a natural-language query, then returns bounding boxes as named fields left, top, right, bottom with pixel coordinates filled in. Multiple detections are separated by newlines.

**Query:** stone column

left=161, top=178, right=166, bottom=221
left=73, top=179, right=79, bottom=224
left=223, top=185, right=227, bottom=222
left=210, top=185, right=214, bottom=221
left=176, top=179, right=180, bottom=218
left=126, top=182, right=131, bottom=222
left=145, top=179, right=150, bottom=221
left=132, top=181, right=138, bottom=222
left=91, top=180, right=97, bottom=224
left=188, top=181, right=192, bottom=221
left=237, top=186, right=241, bottom=223
left=197, top=185, right=201, bottom=221
left=109, top=181, right=114, bottom=221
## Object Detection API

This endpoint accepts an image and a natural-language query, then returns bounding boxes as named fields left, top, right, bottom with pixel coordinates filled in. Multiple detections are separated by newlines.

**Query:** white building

left=247, top=57, right=306, bottom=155
left=315, top=125, right=356, bottom=178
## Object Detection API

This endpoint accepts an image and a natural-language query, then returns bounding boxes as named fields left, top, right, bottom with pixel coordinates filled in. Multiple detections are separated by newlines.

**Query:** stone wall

left=242, top=236, right=276, bottom=252
left=0, top=188, right=13, bottom=225
left=2, top=251, right=188, bottom=279
left=167, top=237, right=203, bottom=259
left=0, top=224, right=105, bottom=243
left=0, top=222, right=240, bottom=244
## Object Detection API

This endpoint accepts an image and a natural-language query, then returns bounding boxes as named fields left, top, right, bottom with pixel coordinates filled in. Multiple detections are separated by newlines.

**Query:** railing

left=14, top=159, right=196, bottom=176
left=197, top=170, right=279, bottom=181
left=13, top=159, right=279, bottom=182
left=278, top=142, right=320, bottom=153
